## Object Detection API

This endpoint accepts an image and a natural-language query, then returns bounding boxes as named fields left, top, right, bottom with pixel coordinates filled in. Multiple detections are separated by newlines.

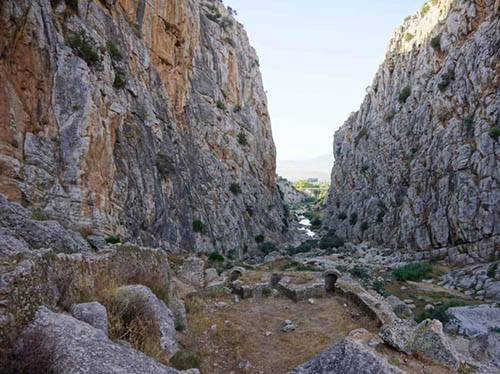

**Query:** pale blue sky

left=226, top=0, right=423, bottom=161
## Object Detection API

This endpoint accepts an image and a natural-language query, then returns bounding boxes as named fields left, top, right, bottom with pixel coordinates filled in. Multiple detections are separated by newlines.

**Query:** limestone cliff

left=0, top=0, right=289, bottom=254
left=324, top=0, right=500, bottom=264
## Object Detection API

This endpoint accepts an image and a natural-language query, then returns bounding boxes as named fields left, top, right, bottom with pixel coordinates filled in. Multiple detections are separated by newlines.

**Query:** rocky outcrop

left=277, top=176, right=308, bottom=205
left=324, top=0, right=500, bottom=264
left=9, top=306, right=180, bottom=374
left=288, top=329, right=402, bottom=374
left=0, top=0, right=289, bottom=256
left=0, top=243, right=170, bottom=356
left=445, top=305, right=500, bottom=337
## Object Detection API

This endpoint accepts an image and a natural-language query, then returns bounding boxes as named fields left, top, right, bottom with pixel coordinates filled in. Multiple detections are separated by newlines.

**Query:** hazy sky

left=226, top=0, right=423, bottom=161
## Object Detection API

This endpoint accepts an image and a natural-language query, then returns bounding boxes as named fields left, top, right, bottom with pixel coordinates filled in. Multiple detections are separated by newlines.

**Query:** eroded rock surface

left=12, top=307, right=180, bottom=374
left=324, top=0, right=500, bottom=264
left=0, top=0, right=289, bottom=255
left=288, top=329, right=402, bottom=374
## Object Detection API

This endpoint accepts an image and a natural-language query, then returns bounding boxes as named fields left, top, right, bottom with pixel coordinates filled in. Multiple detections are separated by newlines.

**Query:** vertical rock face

left=325, top=0, right=500, bottom=264
left=0, top=0, right=289, bottom=253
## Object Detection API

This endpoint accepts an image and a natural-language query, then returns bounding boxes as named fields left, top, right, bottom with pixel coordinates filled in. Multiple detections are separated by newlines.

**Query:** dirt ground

left=180, top=294, right=377, bottom=374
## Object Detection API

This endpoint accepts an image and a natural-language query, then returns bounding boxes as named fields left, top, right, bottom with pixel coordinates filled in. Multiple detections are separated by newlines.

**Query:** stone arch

left=324, top=270, right=341, bottom=293
left=229, top=266, right=245, bottom=281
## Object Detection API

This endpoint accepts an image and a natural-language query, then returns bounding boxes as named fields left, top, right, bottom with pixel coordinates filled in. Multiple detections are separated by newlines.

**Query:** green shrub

left=384, top=109, right=397, bottom=122
left=192, top=220, right=206, bottom=233
left=106, top=40, right=122, bottom=61
left=319, top=232, right=345, bottom=249
left=415, top=301, right=465, bottom=324
left=156, top=153, right=175, bottom=177
left=360, top=165, right=369, bottom=173
left=489, top=126, right=500, bottom=141
left=66, top=29, right=102, bottom=68
left=360, top=221, right=369, bottom=231
left=174, top=316, right=186, bottom=332
left=337, top=212, right=347, bottom=220
left=237, top=132, right=248, bottom=145
left=430, top=34, right=441, bottom=52
left=404, top=33, right=414, bottom=42
left=170, top=349, right=200, bottom=370
left=224, top=37, right=235, bottom=47
left=259, top=241, right=277, bottom=255
left=105, top=236, right=120, bottom=244
left=398, top=86, right=411, bottom=103
left=421, top=3, right=431, bottom=17
left=490, top=327, right=500, bottom=334
left=393, top=262, right=433, bottom=282
left=65, top=0, right=79, bottom=11
left=354, top=128, right=369, bottom=147
left=255, top=234, right=265, bottom=243
left=262, top=287, right=272, bottom=297
left=371, top=280, right=389, bottom=296
left=311, top=217, right=322, bottom=226
left=216, top=99, right=226, bottom=110
left=287, top=241, right=314, bottom=255
left=229, top=182, right=242, bottom=195
left=438, top=68, right=455, bottom=92
left=487, top=263, right=498, bottom=278
left=349, top=212, right=358, bottom=226
left=349, top=265, right=370, bottom=279
left=113, top=67, right=126, bottom=89
left=208, top=252, right=224, bottom=262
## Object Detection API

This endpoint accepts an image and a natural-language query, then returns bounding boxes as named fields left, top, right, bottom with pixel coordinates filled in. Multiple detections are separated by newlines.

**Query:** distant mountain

left=277, top=154, right=333, bottom=182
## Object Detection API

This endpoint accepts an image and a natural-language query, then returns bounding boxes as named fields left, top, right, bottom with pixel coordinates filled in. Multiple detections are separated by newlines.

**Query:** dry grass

left=4, top=329, right=55, bottom=374
left=97, top=287, right=168, bottom=364
left=180, top=294, right=378, bottom=374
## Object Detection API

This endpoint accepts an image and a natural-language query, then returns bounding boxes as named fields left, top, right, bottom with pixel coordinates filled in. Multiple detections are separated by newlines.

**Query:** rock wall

left=0, top=0, right=289, bottom=255
left=277, top=176, right=308, bottom=205
left=324, top=0, right=500, bottom=264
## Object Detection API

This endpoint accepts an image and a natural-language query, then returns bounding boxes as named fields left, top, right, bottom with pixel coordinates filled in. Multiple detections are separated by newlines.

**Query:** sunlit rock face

left=324, top=0, right=500, bottom=264
left=0, top=0, right=289, bottom=254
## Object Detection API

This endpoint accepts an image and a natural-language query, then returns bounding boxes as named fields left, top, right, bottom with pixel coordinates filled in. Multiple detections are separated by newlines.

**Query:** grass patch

left=393, top=262, right=433, bottom=282
left=169, top=348, right=201, bottom=370
left=414, top=301, right=465, bottom=324
left=281, top=261, right=321, bottom=272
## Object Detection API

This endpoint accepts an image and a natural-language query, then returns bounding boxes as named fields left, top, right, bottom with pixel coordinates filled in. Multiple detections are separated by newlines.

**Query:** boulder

left=114, top=285, right=179, bottom=358
left=204, top=268, right=219, bottom=284
left=70, top=301, right=108, bottom=334
left=11, top=307, right=180, bottom=374
left=469, top=331, right=500, bottom=368
left=411, top=319, right=460, bottom=370
left=386, top=295, right=413, bottom=318
left=380, top=319, right=460, bottom=369
left=445, top=305, right=500, bottom=337
left=288, top=329, right=402, bottom=374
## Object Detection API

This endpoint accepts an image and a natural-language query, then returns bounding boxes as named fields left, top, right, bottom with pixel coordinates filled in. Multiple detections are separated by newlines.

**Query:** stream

left=297, top=215, right=315, bottom=238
